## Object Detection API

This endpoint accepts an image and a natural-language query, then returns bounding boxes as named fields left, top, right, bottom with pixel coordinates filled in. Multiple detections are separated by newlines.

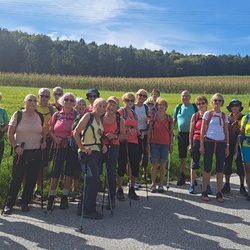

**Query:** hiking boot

left=60, top=195, right=69, bottom=209
left=46, top=195, right=55, bottom=211
left=3, top=206, right=13, bottom=215
left=177, top=173, right=185, bottom=186
left=189, top=184, right=195, bottom=194
left=83, top=211, right=103, bottom=220
left=116, top=188, right=125, bottom=201
left=21, top=204, right=30, bottom=212
left=158, top=185, right=164, bottom=193
left=240, top=185, right=247, bottom=196
left=221, top=183, right=230, bottom=194
left=150, top=185, right=156, bottom=193
left=216, top=192, right=224, bottom=203
left=128, top=187, right=139, bottom=200
left=201, top=191, right=210, bottom=201
left=206, top=184, right=213, bottom=195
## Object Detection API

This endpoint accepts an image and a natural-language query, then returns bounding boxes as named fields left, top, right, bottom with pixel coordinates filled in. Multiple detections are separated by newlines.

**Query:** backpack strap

left=115, top=111, right=121, bottom=134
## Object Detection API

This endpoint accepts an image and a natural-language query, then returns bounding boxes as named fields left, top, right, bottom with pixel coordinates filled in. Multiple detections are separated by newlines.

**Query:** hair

left=144, top=97, right=155, bottom=105
left=93, top=98, right=107, bottom=110
left=122, top=92, right=135, bottom=102
left=58, top=92, right=76, bottom=106
left=210, top=93, right=224, bottom=106
left=24, top=94, right=37, bottom=102
left=156, top=97, right=168, bottom=107
left=151, top=89, right=160, bottom=96
left=53, top=86, right=63, bottom=94
left=38, top=88, right=50, bottom=96
left=195, top=95, right=208, bottom=105
left=75, top=97, right=86, bottom=106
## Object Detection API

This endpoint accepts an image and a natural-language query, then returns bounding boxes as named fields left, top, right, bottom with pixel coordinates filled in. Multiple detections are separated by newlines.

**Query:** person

left=102, top=96, right=126, bottom=210
left=50, top=86, right=64, bottom=111
left=73, top=98, right=107, bottom=219
left=147, top=97, right=173, bottom=193
left=173, top=90, right=198, bottom=185
left=151, top=89, right=160, bottom=102
left=188, top=96, right=212, bottom=194
left=3, top=94, right=47, bottom=214
left=116, top=92, right=140, bottom=201
left=144, top=97, right=156, bottom=111
left=222, top=99, right=247, bottom=195
left=200, top=93, right=229, bottom=202
left=34, top=88, right=55, bottom=198
left=0, top=94, right=9, bottom=165
left=86, top=88, right=100, bottom=112
left=46, top=92, right=78, bottom=211
left=132, top=89, right=149, bottom=177
left=240, top=100, right=250, bottom=201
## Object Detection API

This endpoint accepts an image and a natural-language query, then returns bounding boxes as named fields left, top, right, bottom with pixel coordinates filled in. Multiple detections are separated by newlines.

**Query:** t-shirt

left=173, top=103, right=196, bottom=132
left=37, top=104, right=55, bottom=135
left=193, top=114, right=203, bottom=141
left=134, top=105, right=148, bottom=134
left=203, top=111, right=229, bottom=141
left=102, top=117, right=120, bottom=145
left=0, top=107, right=9, bottom=142
left=9, top=111, right=42, bottom=150
left=241, top=115, right=250, bottom=147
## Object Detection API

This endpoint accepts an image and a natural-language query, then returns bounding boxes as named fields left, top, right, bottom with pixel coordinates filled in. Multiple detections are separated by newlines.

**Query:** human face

left=88, top=94, right=98, bottom=105
left=76, top=101, right=86, bottom=114
left=124, top=97, right=135, bottom=108
left=137, top=93, right=147, bottom=103
left=181, top=91, right=191, bottom=105
left=197, top=100, right=207, bottom=111
left=25, top=97, right=37, bottom=110
left=212, top=98, right=223, bottom=110
left=147, top=102, right=155, bottom=110
left=54, top=92, right=63, bottom=101
left=38, top=91, right=50, bottom=106
left=230, top=103, right=240, bottom=114
left=152, top=92, right=159, bottom=102
left=63, top=96, right=75, bottom=109
left=157, top=102, right=167, bottom=112
left=95, top=102, right=107, bottom=116
left=106, top=100, right=118, bottom=114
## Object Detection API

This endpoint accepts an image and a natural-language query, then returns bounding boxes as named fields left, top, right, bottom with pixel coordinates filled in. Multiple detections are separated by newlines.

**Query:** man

left=173, top=90, right=198, bottom=185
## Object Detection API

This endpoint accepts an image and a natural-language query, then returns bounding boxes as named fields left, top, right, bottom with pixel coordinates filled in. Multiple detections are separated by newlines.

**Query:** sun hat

left=226, top=99, right=243, bottom=112
left=107, top=96, right=119, bottom=106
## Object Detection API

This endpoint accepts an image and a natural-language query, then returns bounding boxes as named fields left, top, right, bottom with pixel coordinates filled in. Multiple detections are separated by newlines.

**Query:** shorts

left=150, top=143, right=169, bottom=163
left=191, top=140, right=201, bottom=170
left=178, top=132, right=189, bottom=158
left=242, top=145, right=250, bottom=163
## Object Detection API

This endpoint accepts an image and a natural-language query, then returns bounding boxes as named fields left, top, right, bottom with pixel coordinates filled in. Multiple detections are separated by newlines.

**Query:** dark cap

left=86, top=88, right=100, bottom=99
left=226, top=99, right=243, bottom=112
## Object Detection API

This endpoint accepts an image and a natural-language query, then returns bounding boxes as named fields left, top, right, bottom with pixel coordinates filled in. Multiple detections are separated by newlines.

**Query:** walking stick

left=41, top=138, right=44, bottom=210
left=238, top=135, right=248, bottom=183
left=126, top=140, right=132, bottom=209
left=2, top=142, right=25, bottom=215
left=166, top=152, right=171, bottom=190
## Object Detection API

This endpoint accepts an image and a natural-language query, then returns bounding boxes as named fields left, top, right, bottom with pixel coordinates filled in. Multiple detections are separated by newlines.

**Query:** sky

left=1, top=0, right=250, bottom=56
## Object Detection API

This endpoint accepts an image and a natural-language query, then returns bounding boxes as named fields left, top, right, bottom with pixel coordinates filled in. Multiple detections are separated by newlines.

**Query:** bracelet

left=226, top=144, right=230, bottom=146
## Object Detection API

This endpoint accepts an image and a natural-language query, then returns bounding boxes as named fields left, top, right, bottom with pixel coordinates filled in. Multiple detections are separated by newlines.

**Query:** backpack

left=121, top=107, right=137, bottom=120
left=132, top=104, right=149, bottom=116
left=176, top=103, right=198, bottom=115
left=39, top=105, right=54, bottom=116
left=241, top=114, right=250, bottom=144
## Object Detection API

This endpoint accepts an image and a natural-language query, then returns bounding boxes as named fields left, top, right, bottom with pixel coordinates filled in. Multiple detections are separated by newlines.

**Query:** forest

left=1, top=28, right=250, bottom=77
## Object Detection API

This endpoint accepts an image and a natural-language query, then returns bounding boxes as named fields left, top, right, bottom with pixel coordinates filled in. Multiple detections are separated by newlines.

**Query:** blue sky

left=1, top=0, right=250, bottom=56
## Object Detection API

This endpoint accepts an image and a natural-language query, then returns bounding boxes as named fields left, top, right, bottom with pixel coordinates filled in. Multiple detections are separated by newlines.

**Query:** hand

left=54, top=136, right=62, bottom=145
left=81, top=146, right=92, bottom=155
left=102, top=144, right=108, bottom=154
left=41, top=141, right=47, bottom=150
left=189, top=145, right=192, bottom=154
left=199, top=146, right=205, bottom=155
left=15, top=146, right=24, bottom=156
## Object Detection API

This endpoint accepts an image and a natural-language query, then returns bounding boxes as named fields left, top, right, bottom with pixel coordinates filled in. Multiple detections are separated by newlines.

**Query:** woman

left=222, top=99, right=246, bottom=195
left=188, top=96, right=212, bottom=194
left=0, top=97, right=9, bottom=165
left=3, top=94, right=46, bottom=214
left=240, top=101, right=250, bottom=201
left=50, top=86, right=64, bottom=111
left=147, top=97, right=173, bottom=193
left=102, top=96, right=126, bottom=210
left=116, top=92, right=140, bottom=201
left=200, top=93, right=229, bottom=202
left=144, top=97, right=156, bottom=112
left=73, top=98, right=107, bottom=219
left=47, top=92, right=77, bottom=211
left=86, top=88, right=100, bottom=112
left=132, top=89, right=149, bottom=177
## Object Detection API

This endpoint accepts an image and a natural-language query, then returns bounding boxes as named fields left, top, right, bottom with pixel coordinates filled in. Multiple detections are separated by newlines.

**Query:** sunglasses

left=54, top=93, right=62, bottom=96
left=197, top=101, right=206, bottom=105
left=213, top=99, right=223, bottom=103
left=64, top=98, right=75, bottom=103
left=89, top=95, right=97, bottom=98
left=27, top=99, right=37, bottom=103
left=231, top=103, right=240, bottom=107
left=40, top=94, right=50, bottom=99
left=125, top=99, right=134, bottom=103
left=147, top=103, right=154, bottom=106
left=138, top=94, right=147, bottom=98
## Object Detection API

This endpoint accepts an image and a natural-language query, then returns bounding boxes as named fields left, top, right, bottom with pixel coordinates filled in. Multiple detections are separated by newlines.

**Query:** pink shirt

left=102, top=118, right=120, bottom=145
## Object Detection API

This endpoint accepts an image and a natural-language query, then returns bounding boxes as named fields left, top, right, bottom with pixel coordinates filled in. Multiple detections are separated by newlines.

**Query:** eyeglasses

left=197, top=101, right=206, bottom=105
left=27, top=99, right=37, bottom=103
left=125, top=99, right=134, bottom=103
left=40, top=94, right=50, bottom=99
left=54, top=93, right=62, bottom=96
left=213, top=99, right=223, bottom=103
left=147, top=103, right=154, bottom=106
left=64, top=98, right=75, bottom=103
left=138, top=94, right=147, bottom=98
left=231, top=103, right=240, bottom=107
left=88, top=95, right=97, bottom=98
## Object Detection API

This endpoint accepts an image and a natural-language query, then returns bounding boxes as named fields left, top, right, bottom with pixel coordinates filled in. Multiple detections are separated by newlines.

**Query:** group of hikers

left=0, top=87, right=249, bottom=220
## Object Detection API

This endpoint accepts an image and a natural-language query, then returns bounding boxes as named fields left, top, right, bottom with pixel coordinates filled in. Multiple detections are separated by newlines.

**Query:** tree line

left=1, top=28, right=250, bottom=77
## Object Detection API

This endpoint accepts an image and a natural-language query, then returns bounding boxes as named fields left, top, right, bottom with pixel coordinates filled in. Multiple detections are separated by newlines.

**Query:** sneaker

left=3, top=206, right=13, bottom=215
left=60, top=195, right=69, bottom=209
left=240, top=185, right=247, bottom=196
left=128, top=187, right=139, bottom=200
left=221, top=183, right=230, bottom=194
left=177, top=173, right=185, bottom=186
left=189, top=184, right=195, bottom=194
left=206, top=184, right=213, bottom=195
left=46, top=195, right=55, bottom=211
left=216, top=192, right=224, bottom=203
left=134, top=182, right=141, bottom=190
left=34, top=190, right=42, bottom=199
left=158, top=185, right=164, bottom=193
left=21, top=204, right=30, bottom=212
left=150, top=185, right=156, bottom=193
left=201, top=191, right=210, bottom=201
left=16, top=191, right=23, bottom=204
left=83, top=211, right=103, bottom=220
left=116, top=188, right=125, bottom=201
left=68, top=190, right=77, bottom=202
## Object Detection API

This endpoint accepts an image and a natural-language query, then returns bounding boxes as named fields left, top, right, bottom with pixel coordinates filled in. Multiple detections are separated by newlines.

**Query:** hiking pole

left=101, top=161, right=106, bottom=213
left=41, top=138, right=44, bottom=210
left=166, top=152, right=171, bottom=190
left=144, top=172, right=149, bottom=200
left=238, top=136, right=248, bottom=184
left=126, top=140, right=132, bottom=209
left=2, top=142, right=25, bottom=215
